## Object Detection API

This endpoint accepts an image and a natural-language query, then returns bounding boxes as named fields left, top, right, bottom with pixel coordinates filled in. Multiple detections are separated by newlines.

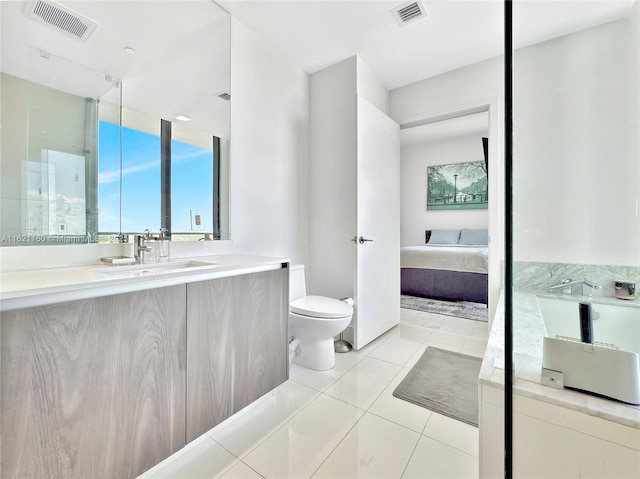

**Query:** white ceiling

left=218, top=0, right=635, bottom=90
left=1, top=0, right=231, bottom=136
left=1, top=0, right=634, bottom=135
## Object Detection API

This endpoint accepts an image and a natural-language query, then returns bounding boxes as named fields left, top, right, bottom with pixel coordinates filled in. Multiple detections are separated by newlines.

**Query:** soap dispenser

left=155, top=228, right=171, bottom=263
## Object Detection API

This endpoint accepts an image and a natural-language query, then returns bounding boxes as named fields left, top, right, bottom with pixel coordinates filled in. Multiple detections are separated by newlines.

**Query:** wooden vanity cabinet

left=1, top=285, right=187, bottom=479
left=185, top=266, right=289, bottom=442
left=1, top=266, right=288, bottom=477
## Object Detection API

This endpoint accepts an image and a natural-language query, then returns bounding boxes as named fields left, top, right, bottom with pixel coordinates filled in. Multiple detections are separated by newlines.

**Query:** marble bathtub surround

left=514, top=261, right=640, bottom=300
left=480, top=291, right=640, bottom=430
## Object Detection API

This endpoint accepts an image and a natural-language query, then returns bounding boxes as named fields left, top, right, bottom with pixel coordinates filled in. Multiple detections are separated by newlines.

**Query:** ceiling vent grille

left=26, top=0, right=98, bottom=42
left=217, top=92, right=231, bottom=101
left=392, top=1, right=427, bottom=26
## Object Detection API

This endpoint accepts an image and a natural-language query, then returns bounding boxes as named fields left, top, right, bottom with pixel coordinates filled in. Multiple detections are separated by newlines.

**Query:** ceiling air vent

left=25, top=0, right=98, bottom=42
left=392, top=0, right=427, bottom=26
left=217, top=92, right=231, bottom=101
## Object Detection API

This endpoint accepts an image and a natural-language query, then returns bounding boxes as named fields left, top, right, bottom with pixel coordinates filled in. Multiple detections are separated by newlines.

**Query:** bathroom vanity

left=0, top=256, right=289, bottom=478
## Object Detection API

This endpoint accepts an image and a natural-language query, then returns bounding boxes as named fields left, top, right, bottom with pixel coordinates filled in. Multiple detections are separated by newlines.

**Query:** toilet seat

left=290, top=295, right=352, bottom=319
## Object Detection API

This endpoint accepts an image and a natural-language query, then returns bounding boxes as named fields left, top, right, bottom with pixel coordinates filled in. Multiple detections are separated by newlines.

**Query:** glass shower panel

left=511, top=1, right=640, bottom=477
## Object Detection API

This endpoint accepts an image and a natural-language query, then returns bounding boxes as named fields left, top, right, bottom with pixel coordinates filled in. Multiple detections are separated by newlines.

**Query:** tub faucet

left=549, top=278, right=602, bottom=297
left=134, top=230, right=153, bottom=264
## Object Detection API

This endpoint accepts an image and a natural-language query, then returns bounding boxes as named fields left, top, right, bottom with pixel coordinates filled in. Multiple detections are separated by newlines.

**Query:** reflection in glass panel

left=171, top=139, right=214, bottom=237
left=171, top=123, right=215, bottom=240
left=120, top=123, right=161, bottom=234
left=0, top=47, right=118, bottom=246
left=97, top=121, right=121, bottom=234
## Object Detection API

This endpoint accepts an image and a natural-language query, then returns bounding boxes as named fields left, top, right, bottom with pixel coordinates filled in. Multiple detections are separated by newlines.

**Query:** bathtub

left=538, top=295, right=640, bottom=404
left=538, top=296, right=640, bottom=353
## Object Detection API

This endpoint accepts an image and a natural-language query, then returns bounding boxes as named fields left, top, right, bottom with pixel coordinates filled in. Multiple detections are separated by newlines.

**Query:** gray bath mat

left=401, top=295, right=488, bottom=322
left=393, top=347, right=482, bottom=427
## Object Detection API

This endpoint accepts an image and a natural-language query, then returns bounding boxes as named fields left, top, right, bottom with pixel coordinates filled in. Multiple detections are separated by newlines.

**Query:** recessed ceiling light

left=123, top=46, right=136, bottom=55
left=175, top=114, right=191, bottom=122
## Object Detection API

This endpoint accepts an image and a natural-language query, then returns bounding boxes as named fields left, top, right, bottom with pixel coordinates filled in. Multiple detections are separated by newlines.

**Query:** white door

left=354, top=96, right=401, bottom=349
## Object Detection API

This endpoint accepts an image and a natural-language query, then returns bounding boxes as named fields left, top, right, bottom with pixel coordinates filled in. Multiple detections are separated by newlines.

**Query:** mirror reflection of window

left=97, top=120, right=121, bottom=235
left=120, top=125, right=161, bottom=234
left=171, top=123, right=215, bottom=241
left=97, top=106, right=220, bottom=240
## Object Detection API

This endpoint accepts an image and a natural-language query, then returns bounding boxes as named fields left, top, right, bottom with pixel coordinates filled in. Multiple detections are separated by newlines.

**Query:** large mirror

left=0, top=0, right=230, bottom=246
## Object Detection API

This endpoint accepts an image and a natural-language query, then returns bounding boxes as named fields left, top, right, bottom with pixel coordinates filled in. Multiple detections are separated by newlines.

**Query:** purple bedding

left=401, top=268, right=488, bottom=305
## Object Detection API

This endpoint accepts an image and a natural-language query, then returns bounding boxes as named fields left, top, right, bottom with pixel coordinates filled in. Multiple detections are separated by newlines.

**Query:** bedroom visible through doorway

left=399, top=110, right=490, bottom=327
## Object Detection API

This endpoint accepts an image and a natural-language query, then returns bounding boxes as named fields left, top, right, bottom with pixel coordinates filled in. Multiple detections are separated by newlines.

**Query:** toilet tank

left=289, top=264, right=307, bottom=301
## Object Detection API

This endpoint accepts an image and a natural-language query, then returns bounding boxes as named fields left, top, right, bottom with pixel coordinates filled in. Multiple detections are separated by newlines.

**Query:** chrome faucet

left=134, top=230, right=153, bottom=264
left=549, top=278, right=602, bottom=297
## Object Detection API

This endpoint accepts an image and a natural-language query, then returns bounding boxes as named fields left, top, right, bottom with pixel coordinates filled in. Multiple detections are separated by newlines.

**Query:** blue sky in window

left=97, top=121, right=121, bottom=232
left=98, top=121, right=213, bottom=234
left=172, top=140, right=214, bottom=233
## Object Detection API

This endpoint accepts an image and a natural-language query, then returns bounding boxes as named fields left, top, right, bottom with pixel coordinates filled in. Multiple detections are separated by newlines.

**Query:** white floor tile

left=404, top=338, right=466, bottom=368
left=357, top=326, right=398, bottom=356
left=367, top=332, right=425, bottom=366
left=368, top=368, right=432, bottom=433
left=243, top=394, right=364, bottom=479
left=404, top=344, right=429, bottom=369
left=401, top=436, right=479, bottom=479
left=290, top=351, right=364, bottom=392
left=426, top=330, right=468, bottom=348
left=218, top=462, right=264, bottom=479
left=210, top=380, right=319, bottom=457
left=439, top=317, right=478, bottom=336
left=422, top=412, right=479, bottom=457
left=148, top=437, right=237, bottom=479
left=460, top=337, right=488, bottom=358
left=312, top=413, right=420, bottom=479
left=472, top=322, right=489, bottom=340
left=398, top=322, right=434, bottom=342
left=324, top=356, right=402, bottom=409
left=400, top=307, right=422, bottom=321
left=402, top=311, right=448, bottom=330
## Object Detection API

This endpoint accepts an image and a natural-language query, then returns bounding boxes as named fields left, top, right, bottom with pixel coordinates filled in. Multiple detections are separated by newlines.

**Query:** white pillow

left=458, top=229, right=488, bottom=245
left=428, top=229, right=461, bottom=244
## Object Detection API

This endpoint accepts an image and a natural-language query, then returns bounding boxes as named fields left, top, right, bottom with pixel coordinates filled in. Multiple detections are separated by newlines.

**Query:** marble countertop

left=0, top=254, right=289, bottom=312
left=480, top=290, right=640, bottom=429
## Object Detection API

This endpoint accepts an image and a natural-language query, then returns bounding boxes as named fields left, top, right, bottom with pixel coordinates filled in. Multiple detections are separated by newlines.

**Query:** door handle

left=358, top=236, right=373, bottom=244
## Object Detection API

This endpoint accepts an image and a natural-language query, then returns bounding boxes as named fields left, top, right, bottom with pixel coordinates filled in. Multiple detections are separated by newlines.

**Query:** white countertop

left=480, top=290, right=640, bottom=429
left=0, top=254, right=289, bottom=312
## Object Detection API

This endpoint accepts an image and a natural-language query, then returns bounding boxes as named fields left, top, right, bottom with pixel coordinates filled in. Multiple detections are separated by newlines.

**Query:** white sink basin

left=98, top=260, right=219, bottom=278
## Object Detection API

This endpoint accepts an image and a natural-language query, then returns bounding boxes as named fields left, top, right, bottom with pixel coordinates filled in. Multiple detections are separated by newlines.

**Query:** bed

left=401, top=229, right=489, bottom=305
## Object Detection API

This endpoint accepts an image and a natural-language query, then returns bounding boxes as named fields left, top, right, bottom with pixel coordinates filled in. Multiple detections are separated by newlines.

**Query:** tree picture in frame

left=427, top=161, right=488, bottom=210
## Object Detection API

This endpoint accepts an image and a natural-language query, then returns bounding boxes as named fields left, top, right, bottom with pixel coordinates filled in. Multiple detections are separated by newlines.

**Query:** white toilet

left=289, top=264, right=353, bottom=370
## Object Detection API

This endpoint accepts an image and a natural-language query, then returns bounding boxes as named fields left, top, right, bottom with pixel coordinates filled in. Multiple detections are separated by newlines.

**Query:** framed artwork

left=427, top=161, right=488, bottom=210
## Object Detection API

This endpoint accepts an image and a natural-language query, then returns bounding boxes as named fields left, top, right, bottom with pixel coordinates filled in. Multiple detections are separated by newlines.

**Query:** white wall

left=401, top=131, right=489, bottom=246
left=356, top=57, right=389, bottom=115
left=308, top=57, right=358, bottom=298
left=307, top=55, right=391, bottom=299
left=390, top=57, right=504, bottom=321
left=513, top=4, right=640, bottom=266
left=229, top=19, right=310, bottom=264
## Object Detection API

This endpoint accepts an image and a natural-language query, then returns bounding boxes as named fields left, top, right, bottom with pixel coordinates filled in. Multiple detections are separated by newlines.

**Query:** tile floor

left=137, top=307, right=489, bottom=479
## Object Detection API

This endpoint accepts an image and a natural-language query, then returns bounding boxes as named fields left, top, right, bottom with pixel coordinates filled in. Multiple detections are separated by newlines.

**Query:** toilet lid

left=290, top=295, right=353, bottom=319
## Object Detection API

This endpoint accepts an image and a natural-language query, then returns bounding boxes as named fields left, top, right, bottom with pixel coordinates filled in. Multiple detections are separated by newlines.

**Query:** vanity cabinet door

left=186, top=267, right=288, bottom=442
left=1, top=285, right=187, bottom=479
